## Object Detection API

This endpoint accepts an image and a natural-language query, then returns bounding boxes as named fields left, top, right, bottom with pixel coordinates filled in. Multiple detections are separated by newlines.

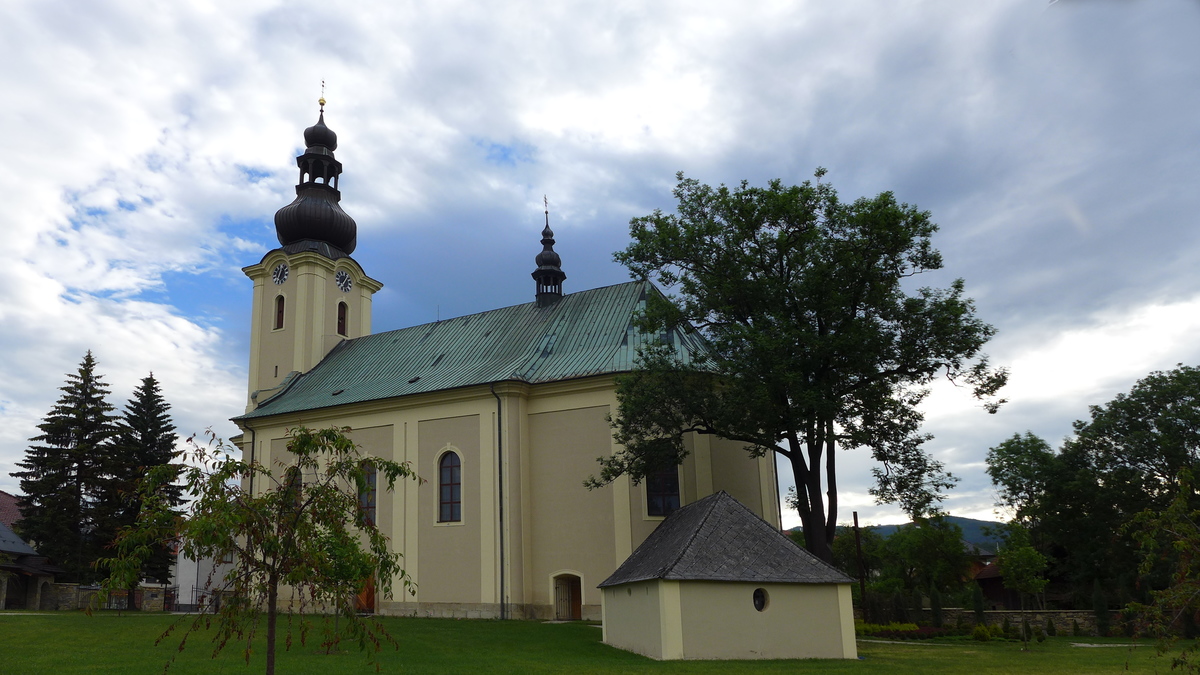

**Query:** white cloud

left=1, top=0, right=1198, bottom=534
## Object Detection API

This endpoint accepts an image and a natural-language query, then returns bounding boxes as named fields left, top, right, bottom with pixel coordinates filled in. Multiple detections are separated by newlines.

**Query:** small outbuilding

left=0, top=520, right=61, bottom=610
left=598, top=491, right=856, bottom=661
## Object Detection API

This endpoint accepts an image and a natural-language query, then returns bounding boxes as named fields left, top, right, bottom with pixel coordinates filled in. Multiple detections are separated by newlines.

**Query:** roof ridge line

left=662, top=491, right=722, bottom=577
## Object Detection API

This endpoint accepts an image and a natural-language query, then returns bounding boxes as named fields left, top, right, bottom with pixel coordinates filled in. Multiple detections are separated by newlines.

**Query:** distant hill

left=868, top=515, right=1003, bottom=553
left=788, top=515, right=1004, bottom=554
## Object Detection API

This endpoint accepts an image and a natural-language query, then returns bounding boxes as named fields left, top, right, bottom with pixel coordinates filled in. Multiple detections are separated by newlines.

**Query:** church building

left=231, top=104, right=781, bottom=621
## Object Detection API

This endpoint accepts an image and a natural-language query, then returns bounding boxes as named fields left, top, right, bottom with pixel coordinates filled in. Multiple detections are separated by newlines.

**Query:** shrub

left=991, top=623, right=1006, bottom=639
left=972, top=584, right=985, bottom=625
left=1036, top=627, right=1046, bottom=643
left=1002, top=616, right=1011, bottom=633
left=930, top=586, right=943, bottom=628
left=1045, top=617, right=1057, bottom=636
left=972, top=624, right=991, bottom=642
left=1022, top=618, right=1032, bottom=642
left=891, top=591, right=908, bottom=624
left=1072, top=618, right=1082, bottom=636
left=1093, top=580, right=1110, bottom=637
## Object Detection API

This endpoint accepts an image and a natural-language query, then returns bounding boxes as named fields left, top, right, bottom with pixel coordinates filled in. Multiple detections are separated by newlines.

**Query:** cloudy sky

left=1, top=0, right=1197, bottom=529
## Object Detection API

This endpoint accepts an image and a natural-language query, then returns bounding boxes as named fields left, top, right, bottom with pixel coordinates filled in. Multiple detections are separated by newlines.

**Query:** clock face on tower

left=272, top=263, right=289, bottom=285
left=334, top=270, right=352, bottom=293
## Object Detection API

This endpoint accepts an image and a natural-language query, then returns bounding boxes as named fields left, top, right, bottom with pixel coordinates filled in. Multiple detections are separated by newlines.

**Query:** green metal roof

left=235, top=281, right=707, bottom=421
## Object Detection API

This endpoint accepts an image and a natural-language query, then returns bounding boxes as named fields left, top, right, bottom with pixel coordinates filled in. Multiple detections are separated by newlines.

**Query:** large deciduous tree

left=986, top=365, right=1200, bottom=606
left=592, top=172, right=1005, bottom=562
left=98, top=426, right=418, bottom=675
left=12, top=351, right=118, bottom=582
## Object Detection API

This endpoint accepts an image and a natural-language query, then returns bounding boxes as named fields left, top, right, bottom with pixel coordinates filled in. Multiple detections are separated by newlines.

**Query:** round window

left=753, top=587, right=769, bottom=612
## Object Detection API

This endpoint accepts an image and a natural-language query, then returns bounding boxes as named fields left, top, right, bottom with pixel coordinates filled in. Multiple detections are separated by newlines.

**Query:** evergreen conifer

left=12, top=352, right=117, bottom=582
left=106, top=373, right=182, bottom=604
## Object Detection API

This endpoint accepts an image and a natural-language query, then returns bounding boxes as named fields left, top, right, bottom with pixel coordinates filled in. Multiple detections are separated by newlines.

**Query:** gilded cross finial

left=318, top=80, right=326, bottom=111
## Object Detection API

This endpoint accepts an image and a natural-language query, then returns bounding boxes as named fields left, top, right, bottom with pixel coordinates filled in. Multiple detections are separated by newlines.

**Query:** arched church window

left=439, top=452, right=461, bottom=523
left=337, top=302, right=348, bottom=336
left=358, top=461, right=377, bottom=525
left=646, top=467, right=680, bottom=517
left=274, top=295, right=285, bottom=330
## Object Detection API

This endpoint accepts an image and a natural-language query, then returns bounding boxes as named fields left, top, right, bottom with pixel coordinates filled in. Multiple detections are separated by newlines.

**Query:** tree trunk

left=793, top=455, right=833, bottom=563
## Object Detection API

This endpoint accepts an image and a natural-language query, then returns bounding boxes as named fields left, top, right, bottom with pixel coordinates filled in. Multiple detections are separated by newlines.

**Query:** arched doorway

left=38, top=581, right=54, bottom=610
left=553, top=574, right=581, bottom=621
left=355, top=576, right=375, bottom=614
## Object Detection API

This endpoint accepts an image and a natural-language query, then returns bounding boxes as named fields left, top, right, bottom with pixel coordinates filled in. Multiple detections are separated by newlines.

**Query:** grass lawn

left=0, top=610, right=1179, bottom=674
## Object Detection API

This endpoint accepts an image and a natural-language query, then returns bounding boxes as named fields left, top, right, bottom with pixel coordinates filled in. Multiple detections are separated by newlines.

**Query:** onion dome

left=532, top=200, right=566, bottom=306
left=303, top=112, right=338, bottom=151
left=274, top=100, right=357, bottom=255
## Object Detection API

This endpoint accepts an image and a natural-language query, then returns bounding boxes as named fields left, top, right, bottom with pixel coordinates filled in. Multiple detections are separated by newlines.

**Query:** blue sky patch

left=474, top=138, right=536, bottom=167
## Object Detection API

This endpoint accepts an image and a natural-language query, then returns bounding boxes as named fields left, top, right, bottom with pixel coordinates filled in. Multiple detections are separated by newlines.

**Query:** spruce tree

left=106, top=373, right=182, bottom=602
left=12, top=351, right=117, bottom=582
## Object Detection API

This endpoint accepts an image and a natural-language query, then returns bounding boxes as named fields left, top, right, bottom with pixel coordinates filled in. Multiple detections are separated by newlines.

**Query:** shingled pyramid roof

left=0, top=520, right=37, bottom=556
left=236, top=280, right=708, bottom=421
left=599, top=491, right=853, bottom=587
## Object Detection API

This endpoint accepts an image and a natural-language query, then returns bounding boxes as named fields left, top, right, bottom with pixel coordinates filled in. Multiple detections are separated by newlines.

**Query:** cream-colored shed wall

left=600, top=580, right=664, bottom=659
left=676, top=581, right=856, bottom=660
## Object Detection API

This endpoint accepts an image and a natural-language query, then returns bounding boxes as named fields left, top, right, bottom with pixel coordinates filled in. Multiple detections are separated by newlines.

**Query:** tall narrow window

left=439, top=453, right=461, bottom=522
left=337, top=302, right=348, bottom=336
left=358, top=461, right=377, bottom=525
left=646, top=467, right=680, bottom=517
left=274, top=295, right=285, bottom=330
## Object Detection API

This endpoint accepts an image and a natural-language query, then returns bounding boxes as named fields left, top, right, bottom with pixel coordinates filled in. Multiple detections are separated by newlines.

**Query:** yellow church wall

left=237, top=376, right=781, bottom=620
left=709, top=437, right=766, bottom=519
left=417, top=415, right=482, bottom=606
left=527, top=405, right=615, bottom=620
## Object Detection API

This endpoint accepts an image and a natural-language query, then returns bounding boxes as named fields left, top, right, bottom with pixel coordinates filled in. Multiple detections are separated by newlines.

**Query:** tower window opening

left=274, top=295, right=285, bottom=330
left=337, top=302, right=348, bottom=336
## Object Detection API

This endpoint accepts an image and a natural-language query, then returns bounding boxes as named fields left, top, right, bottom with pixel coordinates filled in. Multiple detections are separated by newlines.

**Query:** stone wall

left=859, top=607, right=1104, bottom=635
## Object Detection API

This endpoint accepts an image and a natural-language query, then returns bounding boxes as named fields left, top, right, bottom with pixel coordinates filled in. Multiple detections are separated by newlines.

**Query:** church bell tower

left=242, top=99, right=383, bottom=411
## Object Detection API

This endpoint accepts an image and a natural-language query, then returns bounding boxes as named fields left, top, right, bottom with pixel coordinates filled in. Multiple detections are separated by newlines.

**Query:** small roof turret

left=532, top=196, right=566, bottom=307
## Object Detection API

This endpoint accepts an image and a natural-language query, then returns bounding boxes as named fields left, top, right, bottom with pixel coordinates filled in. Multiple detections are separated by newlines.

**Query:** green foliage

left=986, top=432, right=1056, bottom=527
left=997, top=525, right=1048, bottom=599
left=1127, top=468, right=1200, bottom=669
left=13, top=351, right=118, bottom=583
left=105, top=373, right=182, bottom=590
left=1093, top=580, right=1110, bottom=637
left=96, top=426, right=418, bottom=675
left=1036, top=626, right=1046, bottom=643
left=1072, top=618, right=1081, bottom=636
left=972, top=624, right=991, bottom=641
left=596, top=172, right=1006, bottom=561
left=881, top=517, right=972, bottom=595
left=1045, top=617, right=1057, bottom=636
left=986, top=366, right=1200, bottom=607
left=891, top=590, right=909, bottom=624
left=856, top=621, right=920, bottom=633
left=831, top=524, right=885, bottom=582
left=973, top=584, right=986, bottom=623
left=1002, top=616, right=1011, bottom=633
left=930, top=585, right=943, bottom=628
